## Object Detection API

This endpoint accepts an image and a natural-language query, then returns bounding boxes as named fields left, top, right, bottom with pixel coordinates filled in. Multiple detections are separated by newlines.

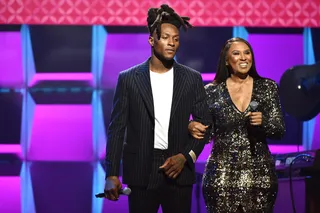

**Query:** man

left=104, top=4, right=210, bottom=213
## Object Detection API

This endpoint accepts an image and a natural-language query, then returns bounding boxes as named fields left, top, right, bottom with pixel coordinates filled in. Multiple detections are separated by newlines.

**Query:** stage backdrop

left=0, top=0, right=320, bottom=27
left=1, top=1, right=320, bottom=212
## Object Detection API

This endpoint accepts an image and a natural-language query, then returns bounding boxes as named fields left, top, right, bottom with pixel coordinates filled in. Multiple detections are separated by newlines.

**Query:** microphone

left=95, top=187, right=132, bottom=198
left=249, top=101, right=259, bottom=112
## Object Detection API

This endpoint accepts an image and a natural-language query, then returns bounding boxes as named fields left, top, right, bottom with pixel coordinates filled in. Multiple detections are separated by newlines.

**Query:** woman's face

left=226, top=41, right=253, bottom=76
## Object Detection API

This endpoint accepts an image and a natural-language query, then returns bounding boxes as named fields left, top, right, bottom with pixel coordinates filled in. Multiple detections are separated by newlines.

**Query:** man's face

left=149, top=23, right=180, bottom=61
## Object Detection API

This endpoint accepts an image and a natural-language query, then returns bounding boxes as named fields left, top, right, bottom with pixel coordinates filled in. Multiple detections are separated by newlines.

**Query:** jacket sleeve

left=105, top=72, right=129, bottom=178
left=182, top=73, right=211, bottom=166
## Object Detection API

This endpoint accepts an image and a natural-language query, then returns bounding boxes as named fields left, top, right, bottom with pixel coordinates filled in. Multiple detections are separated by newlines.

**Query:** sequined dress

left=202, top=78, right=285, bottom=213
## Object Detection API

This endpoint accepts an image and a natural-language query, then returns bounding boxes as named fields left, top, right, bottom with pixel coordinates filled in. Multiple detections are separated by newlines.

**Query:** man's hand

left=159, top=153, right=186, bottom=179
left=104, top=176, right=122, bottom=201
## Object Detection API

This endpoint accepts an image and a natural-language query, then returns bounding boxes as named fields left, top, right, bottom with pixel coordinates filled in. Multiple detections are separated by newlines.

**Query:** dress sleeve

left=261, top=80, right=286, bottom=140
left=204, top=83, right=216, bottom=141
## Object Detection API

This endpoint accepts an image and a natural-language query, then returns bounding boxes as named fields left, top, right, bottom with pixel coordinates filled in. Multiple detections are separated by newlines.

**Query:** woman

left=189, top=37, right=285, bottom=213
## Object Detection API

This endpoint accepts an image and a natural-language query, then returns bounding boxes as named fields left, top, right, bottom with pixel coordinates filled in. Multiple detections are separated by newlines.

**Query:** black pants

left=128, top=149, right=193, bottom=213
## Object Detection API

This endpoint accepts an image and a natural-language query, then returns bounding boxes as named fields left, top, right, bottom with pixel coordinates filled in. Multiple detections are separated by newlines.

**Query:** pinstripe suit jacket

left=105, top=58, right=210, bottom=186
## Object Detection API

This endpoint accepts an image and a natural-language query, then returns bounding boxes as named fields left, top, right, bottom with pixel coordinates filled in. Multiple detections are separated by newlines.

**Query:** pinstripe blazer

left=105, top=58, right=210, bottom=186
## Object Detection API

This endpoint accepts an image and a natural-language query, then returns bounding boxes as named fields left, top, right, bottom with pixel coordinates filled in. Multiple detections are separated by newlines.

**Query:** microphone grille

left=122, top=187, right=132, bottom=195
left=249, top=101, right=259, bottom=111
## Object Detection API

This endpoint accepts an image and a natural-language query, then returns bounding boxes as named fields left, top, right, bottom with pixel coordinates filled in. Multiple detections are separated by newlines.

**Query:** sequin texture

left=202, top=78, right=285, bottom=213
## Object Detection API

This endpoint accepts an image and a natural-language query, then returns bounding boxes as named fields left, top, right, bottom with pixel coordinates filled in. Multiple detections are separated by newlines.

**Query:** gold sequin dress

left=202, top=78, right=285, bottom=213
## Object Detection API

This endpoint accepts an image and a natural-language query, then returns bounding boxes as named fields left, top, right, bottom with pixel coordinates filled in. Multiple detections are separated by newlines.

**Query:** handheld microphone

left=249, top=101, right=259, bottom=112
left=95, top=187, right=131, bottom=198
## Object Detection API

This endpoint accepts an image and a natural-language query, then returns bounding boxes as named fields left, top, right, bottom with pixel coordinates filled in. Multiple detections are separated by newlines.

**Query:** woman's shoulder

left=256, top=77, right=278, bottom=88
left=205, top=81, right=221, bottom=90
left=204, top=81, right=224, bottom=99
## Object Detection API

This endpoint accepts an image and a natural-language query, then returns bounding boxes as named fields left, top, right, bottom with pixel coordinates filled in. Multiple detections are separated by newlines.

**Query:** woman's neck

left=229, top=73, right=251, bottom=84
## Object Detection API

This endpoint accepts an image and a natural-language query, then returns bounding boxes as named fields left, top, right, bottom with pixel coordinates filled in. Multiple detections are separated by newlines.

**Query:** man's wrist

left=181, top=152, right=194, bottom=166
left=178, top=153, right=187, bottom=162
left=106, top=176, right=119, bottom=181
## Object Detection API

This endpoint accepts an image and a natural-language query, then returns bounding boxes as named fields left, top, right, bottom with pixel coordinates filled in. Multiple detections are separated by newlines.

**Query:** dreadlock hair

left=147, top=4, right=192, bottom=39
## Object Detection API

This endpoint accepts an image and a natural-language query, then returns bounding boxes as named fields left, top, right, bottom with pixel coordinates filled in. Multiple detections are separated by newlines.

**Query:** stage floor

left=0, top=157, right=311, bottom=213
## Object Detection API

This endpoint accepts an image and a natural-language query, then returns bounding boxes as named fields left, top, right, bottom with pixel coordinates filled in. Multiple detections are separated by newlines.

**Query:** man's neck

left=149, top=55, right=174, bottom=73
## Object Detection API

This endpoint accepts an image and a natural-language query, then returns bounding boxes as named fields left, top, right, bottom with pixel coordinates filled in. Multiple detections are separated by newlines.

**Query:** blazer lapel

left=134, top=59, right=154, bottom=119
left=170, top=62, right=188, bottom=122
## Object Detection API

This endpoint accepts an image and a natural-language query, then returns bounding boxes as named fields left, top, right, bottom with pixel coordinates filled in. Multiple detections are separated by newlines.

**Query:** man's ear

left=148, top=36, right=154, bottom=47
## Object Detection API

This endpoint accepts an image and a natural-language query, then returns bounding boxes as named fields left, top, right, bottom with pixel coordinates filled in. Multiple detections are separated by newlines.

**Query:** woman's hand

left=246, top=112, right=263, bottom=126
left=188, top=121, right=208, bottom=139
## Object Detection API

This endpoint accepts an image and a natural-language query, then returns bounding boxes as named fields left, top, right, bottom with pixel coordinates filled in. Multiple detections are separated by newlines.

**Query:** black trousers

left=128, top=149, right=193, bottom=213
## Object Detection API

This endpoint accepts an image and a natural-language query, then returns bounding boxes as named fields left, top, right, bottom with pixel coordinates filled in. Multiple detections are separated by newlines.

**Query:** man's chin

left=154, top=52, right=175, bottom=62
left=163, top=56, right=175, bottom=61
